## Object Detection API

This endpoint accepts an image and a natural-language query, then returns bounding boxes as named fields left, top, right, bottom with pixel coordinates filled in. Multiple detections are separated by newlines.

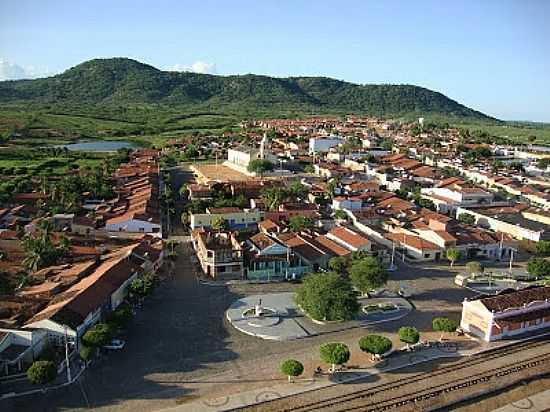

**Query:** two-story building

left=461, top=286, right=550, bottom=341
left=190, top=207, right=263, bottom=230
left=191, top=230, right=243, bottom=280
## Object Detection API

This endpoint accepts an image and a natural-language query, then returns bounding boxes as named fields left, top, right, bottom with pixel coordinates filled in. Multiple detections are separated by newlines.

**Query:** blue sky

left=1, top=0, right=549, bottom=121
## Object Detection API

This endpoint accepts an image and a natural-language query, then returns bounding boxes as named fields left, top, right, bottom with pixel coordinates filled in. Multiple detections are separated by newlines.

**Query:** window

left=139, top=227, right=145, bottom=232
left=218, top=266, right=226, bottom=273
left=424, top=253, right=430, bottom=258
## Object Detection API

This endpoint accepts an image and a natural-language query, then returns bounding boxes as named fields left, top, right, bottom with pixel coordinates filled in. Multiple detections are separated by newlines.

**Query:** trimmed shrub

left=27, top=360, right=56, bottom=385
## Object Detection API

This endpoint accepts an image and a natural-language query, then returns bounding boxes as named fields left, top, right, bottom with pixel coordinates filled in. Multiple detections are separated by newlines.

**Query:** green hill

left=0, top=58, right=493, bottom=120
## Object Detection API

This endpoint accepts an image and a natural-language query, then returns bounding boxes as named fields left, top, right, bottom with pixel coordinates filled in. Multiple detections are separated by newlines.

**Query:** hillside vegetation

left=0, top=58, right=491, bottom=119
left=2, top=58, right=549, bottom=145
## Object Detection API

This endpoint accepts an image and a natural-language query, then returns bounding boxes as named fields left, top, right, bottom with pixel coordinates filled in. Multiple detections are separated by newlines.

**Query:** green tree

left=398, top=326, right=420, bottom=349
left=359, top=335, right=392, bottom=361
left=328, top=256, right=349, bottom=275
left=320, top=342, right=350, bottom=373
left=108, top=304, right=133, bottom=328
left=446, top=248, right=461, bottom=267
left=334, top=209, right=348, bottom=220
left=457, top=213, right=475, bottom=225
left=432, top=317, right=458, bottom=341
left=261, top=186, right=288, bottom=211
left=129, top=273, right=155, bottom=297
left=82, top=323, right=113, bottom=348
left=535, top=240, right=550, bottom=256
left=416, top=198, right=436, bottom=211
left=288, top=181, right=308, bottom=200
left=247, top=159, right=274, bottom=176
left=211, top=216, right=229, bottom=232
left=465, top=261, right=484, bottom=277
left=527, top=257, right=550, bottom=278
left=349, top=257, right=388, bottom=295
left=181, top=212, right=189, bottom=226
left=280, top=359, right=304, bottom=382
left=295, top=272, right=359, bottom=321
left=303, top=164, right=315, bottom=174
left=179, top=184, right=188, bottom=198
left=288, top=215, right=313, bottom=232
left=537, top=158, right=550, bottom=170
left=183, top=144, right=199, bottom=159
left=79, top=344, right=96, bottom=362
left=27, top=360, right=56, bottom=385
left=22, top=223, right=68, bottom=272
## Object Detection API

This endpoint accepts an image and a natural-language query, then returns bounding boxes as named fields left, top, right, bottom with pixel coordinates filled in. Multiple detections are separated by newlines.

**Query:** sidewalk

left=0, top=355, right=85, bottom=400
left=162, top=343, right=462, bottom=412
left=164, top=330, right=550, bottom=412
left=492, top=389, right=550, bottom=412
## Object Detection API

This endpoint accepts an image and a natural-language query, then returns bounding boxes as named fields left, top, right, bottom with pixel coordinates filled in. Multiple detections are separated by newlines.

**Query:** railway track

left=238, top=338, right=550, bottom=412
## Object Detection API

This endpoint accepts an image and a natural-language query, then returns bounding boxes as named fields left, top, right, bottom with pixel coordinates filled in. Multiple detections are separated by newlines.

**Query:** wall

left=105, top=219, right=162, bottom=236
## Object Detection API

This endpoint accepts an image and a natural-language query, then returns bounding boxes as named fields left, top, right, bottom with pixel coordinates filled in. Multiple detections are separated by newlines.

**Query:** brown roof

left=385, top=232, right=440, bottom=251
left=377, top=196, right=415, bottom=212
left=207, top=207, right=241, bottom=214
left=480, top=286, right=550, bottom=312
left=258, top=219, right=280, bottom=232
left=496, top=306, right=550, bottom=325
left=26, top=245, right=140, bottom=329
left=313, top=235, right=351, bottom=256
left=249, top=233, right=276, bottom=250
left=328, top=226, right=370, bottom=249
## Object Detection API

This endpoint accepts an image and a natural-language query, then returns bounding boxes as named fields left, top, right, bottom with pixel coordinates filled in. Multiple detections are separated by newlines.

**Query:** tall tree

left=349, top=257, right=388, bottom=295
left=320, top=342, right=350, bottom=373
left=296, top=272, right=359, bottom=321
left=446, top=248, right=461, bottom=267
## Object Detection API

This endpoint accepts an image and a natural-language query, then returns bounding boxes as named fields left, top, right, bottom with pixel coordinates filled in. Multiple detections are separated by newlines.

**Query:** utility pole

left=64, top=325, right=72, bottom=383
left=390, top=242, right=396, bottom=271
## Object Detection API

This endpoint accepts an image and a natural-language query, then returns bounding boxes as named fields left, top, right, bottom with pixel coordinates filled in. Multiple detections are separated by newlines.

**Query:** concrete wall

left=105, top=219, right=161, bottom=236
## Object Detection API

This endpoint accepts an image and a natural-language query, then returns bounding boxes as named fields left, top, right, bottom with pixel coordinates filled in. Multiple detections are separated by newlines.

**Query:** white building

left=461, top=286, right=550, bottom=342
left=105, top=213, right=162, bottom=237
left=309, top=136, right=343, bottom=154
left=226, top=134, right=278, bottom=173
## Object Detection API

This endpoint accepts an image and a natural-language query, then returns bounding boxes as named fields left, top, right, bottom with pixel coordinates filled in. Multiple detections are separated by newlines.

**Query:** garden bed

left=362, top=303, right=398, bottom=314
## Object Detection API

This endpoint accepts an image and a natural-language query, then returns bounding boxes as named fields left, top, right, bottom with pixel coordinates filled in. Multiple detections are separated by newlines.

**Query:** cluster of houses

left=0, top=149, right=163, bottom=239
left=0, top=237, right=163, bottom=375
left=0, top=149, right=165, bottom=375
left=184, top=116, right=550, bottom=341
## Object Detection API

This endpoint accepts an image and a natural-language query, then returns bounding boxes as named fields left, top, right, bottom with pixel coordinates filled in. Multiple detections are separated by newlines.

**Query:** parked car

left=102, top=339, right=126, bottom=350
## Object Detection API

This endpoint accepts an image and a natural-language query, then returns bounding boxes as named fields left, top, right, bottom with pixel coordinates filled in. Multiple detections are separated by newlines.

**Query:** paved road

left=0, top=245, right=488, bottom=412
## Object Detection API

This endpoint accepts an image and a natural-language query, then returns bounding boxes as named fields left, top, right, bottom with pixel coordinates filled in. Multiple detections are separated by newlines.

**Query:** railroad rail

left=237, top=338, right=550, bottom=412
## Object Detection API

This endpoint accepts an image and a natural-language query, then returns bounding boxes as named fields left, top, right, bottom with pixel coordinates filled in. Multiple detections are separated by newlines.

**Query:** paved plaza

left=0, top=247, right=485, bottom=412
left=226, top=293, right=413, bottom=340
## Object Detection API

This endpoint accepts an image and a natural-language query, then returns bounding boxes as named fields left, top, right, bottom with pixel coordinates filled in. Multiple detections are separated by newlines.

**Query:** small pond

left=53, top=140, right=138, bottom=152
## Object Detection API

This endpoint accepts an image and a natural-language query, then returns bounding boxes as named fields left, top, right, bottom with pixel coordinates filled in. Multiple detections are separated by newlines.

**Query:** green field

left=1, top=103, right=549, bottom=148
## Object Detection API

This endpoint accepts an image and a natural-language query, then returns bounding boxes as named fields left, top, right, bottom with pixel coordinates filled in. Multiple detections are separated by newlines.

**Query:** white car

left=103, top=339, right=126, bottom=350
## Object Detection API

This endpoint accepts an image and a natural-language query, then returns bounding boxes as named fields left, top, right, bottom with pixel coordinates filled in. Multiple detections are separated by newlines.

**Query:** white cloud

left=170, top=61, right=217, bottom=74
left=0, top=59, right=55, bottom=81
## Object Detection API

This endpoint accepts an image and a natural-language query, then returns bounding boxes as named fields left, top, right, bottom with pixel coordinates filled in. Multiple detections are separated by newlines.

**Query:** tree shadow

left=2, top=249, right=245, bottom=412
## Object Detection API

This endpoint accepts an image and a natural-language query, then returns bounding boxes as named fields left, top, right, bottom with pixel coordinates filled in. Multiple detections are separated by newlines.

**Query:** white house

left=105, top=213, right=162, bottom=237
left=309, top=136, right=343, bottom=154
left=461, top=286, right=550, bottom=342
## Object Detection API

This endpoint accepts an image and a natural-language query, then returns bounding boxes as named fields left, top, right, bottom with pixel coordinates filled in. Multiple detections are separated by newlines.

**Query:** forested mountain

left=0, top=58, right=493, bottom=119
